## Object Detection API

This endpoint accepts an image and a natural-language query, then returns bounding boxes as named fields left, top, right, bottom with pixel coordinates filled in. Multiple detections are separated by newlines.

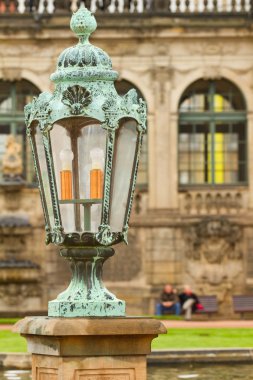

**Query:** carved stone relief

left=74, top=368, right=134, bottom=380
left=2, top=135, right=23, bottom=179
left=188, top=41, right=236, bottom=55
left=37, top=368, right=58, bottom=380
left=184, top=218, right=244, bottom=304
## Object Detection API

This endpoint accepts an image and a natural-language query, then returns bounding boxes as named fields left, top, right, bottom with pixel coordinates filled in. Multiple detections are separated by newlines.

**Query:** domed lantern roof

left=52, top=5, right=115, bottom=83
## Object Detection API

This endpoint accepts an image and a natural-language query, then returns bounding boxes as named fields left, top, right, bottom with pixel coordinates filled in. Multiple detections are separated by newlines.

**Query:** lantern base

left=48, top=247, right=125, bottom=317
left=48, top=299, right=125, bottom=317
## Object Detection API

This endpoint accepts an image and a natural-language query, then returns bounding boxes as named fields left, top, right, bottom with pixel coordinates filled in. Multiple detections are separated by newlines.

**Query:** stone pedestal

left=15, top=316, right=166, bottom=380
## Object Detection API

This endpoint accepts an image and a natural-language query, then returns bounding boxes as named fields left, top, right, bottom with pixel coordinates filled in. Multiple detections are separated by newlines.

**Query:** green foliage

left=0, top=318, right=20, bottom=325
left=0, top=330, right=27, bottom=352
left=1, top=328, right=253, bottom=353
left=152, top=315, right=183, bottom=320
left=152, top=328, right=253, bottom=349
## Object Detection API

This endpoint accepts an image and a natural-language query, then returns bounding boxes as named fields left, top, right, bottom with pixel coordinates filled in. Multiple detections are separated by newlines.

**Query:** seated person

left=179, top=285, right=199, bottom=321
left=155, top=284, right=181, bottom=316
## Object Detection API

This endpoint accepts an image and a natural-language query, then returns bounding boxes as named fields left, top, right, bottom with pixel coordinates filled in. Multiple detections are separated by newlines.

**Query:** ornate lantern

left=25, top=5, right=147, bottom=317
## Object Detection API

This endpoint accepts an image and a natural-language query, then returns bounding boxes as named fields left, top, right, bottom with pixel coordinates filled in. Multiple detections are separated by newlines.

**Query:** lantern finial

left=70, top=4, right=97, bottom=44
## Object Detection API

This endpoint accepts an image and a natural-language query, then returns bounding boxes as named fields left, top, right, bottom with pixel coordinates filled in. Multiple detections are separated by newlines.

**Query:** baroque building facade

left=0, top=0, right=252, bottom=316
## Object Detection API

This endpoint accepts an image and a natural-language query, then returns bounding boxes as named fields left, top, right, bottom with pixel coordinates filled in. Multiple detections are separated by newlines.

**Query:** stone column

left=15, top=317, right=166, bottom=380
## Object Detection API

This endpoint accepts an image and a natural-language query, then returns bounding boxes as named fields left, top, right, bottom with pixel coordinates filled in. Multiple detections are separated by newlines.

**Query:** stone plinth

left=15, top=316, right=166, bottom=380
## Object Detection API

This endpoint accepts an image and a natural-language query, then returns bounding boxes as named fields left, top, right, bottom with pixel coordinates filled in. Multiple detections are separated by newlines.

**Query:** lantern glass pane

left=78, top=123, right=106, bottom=233
left=51, top=120, right=106, bottom=234
left=110, top=120, right=138, bottom=232
left=51, top=123, right=75, bottom=233
left=34, top=125, right=55, bottom=230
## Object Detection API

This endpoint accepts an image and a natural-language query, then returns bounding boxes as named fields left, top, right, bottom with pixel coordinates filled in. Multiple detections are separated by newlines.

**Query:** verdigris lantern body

left=24, top=5, right=147, bottom=317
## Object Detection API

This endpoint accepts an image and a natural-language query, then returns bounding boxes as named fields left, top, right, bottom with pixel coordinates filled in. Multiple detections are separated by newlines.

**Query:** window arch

left=178, top=79, right=247, bottom=186
left=115, top=79, right=148, bottom=189
left=0, top=79, right=40, bottom=184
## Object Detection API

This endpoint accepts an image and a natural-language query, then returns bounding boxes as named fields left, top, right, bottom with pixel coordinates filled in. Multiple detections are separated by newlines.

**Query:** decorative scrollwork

left=137, top=98, right=147, bottom=132
left=24, top=92, right=52, bottom=126
left=101, top=97, right=119, bottom=129
left=62, top=85, right=92, bottom=115
left=122, top=225, right=129, bottom=245
left=96, top=224, right=114, bottom=246
left=51, top=227, right=65, bottom=245
left=122, top=89, right=138, bottom=113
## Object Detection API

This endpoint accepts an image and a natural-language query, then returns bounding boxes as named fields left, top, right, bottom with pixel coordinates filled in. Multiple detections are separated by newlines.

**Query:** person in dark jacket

left=155, top=284, right=181, bottom=316
left=179, top=285, right=199, bottom=320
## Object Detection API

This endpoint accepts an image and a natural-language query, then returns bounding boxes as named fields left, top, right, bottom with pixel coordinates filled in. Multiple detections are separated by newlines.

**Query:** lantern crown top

left=51, top=4, right=117, bottom=83
left=70, top=4, right=97, bottom=44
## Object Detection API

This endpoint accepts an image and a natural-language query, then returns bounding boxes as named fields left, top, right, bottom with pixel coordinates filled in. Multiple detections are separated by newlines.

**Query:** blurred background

left=0, top=0, right=252, bottom=318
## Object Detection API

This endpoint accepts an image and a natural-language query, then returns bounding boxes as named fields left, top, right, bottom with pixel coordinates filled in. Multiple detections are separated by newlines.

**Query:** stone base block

left=32, top=354, right=146, bottom=379
left=15, top=316, right=166, bottom=380
left=48, top=299, right=125, bottom=317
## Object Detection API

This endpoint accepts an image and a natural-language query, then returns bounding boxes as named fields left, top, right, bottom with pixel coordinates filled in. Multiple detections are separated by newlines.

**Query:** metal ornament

left=25, top=5, right=147, bottom=317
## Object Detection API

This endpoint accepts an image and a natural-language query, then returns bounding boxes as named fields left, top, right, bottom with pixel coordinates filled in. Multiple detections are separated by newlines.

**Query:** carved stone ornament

left=2, top=135, right=23, bottom=178
left=185, top=217, right=242, bottom=263
left=184, top=217, right=244, bottom=289
left=62, top=85, right=92, bottom=115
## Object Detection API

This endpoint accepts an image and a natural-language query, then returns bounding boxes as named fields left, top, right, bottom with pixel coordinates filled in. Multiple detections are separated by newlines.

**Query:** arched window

left=115, top=79, right=148, bottom=189
left=0, top=80, right=40, bottom=184
left=178, top=79, right=247, bottom=186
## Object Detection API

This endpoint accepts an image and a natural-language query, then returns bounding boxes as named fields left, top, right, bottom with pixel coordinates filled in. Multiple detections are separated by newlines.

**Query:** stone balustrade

left=0, top=0, right=251, bottom=15
left=179, top=189, right=247, bottom=215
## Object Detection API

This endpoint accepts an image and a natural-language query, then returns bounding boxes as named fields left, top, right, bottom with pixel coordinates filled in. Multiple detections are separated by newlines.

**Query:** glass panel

left=179, top=79, right=246, bottom=112
left=214, top=122, right=247, bottom=184
left=180, top=93, right=206, bottom=112
left=0, top=82, right=12, bottom=113
left=179, top=80, right=209, bottom=112
left=0, top=124, right=11, bottom=181
left=179, top=123, right=210, bottom=185
left=137, top=133, right=147, bottom=186
left=215, top=80, right=245, bottom=111
left=78, top=123, right=106, bottom=233
left=110, top=120, right=138, bottom=232
left=50, top=123, right=75, bottom=233
left=51, top=121, right=106, bottom=234
left=34, top=125, right=55, bottom=230
left=115, top=79, right=147, bottom=188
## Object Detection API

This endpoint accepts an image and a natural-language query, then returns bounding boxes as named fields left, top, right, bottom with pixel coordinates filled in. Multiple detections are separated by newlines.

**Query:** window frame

left=178, top=80, right=247, bottom=189
left=0, top=80, right=40, bottom=186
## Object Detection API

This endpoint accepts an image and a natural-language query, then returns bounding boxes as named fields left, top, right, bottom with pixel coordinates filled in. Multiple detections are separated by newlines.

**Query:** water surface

left=148, top=364, right=253, bottom=379
left=1, top=364, right=253, bottom=379
left=0, top=371, right=31, bottom=380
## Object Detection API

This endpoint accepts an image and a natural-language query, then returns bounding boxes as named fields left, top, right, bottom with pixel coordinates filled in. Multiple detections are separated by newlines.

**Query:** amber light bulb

left=90, top=148, right=104, bottom=199
left=60, top=148, right=74, bottom=200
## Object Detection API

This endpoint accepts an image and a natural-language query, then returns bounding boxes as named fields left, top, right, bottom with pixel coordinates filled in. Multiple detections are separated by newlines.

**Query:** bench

left=155, top=295, right=218, bottom=318
left=196, top=295, right=218, bottom=318
left=232, top=295, right=253, bottom=319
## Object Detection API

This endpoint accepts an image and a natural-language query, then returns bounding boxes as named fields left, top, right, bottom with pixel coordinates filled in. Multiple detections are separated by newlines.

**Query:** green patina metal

left=24, top=5, right=147, bottom=317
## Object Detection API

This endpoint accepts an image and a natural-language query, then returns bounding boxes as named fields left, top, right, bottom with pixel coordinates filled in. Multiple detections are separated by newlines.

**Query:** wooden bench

left=232, top=295, right=253, bottom=319
left=196, top=295, right=218, bottom=318
left=155, top=295, right=218, bottom=318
